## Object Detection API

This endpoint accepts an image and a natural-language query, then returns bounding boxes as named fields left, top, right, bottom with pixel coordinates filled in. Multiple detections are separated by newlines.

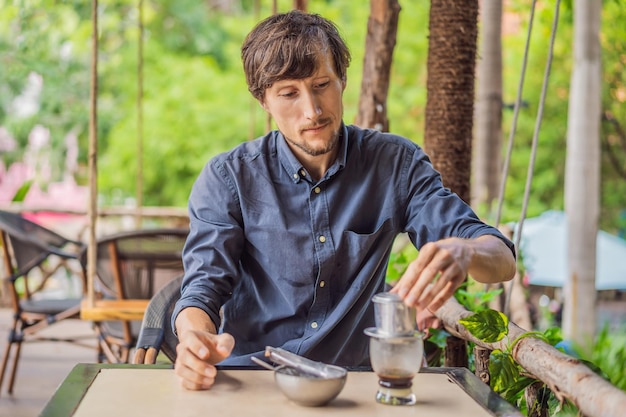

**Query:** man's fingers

left=391, top=243, right=439, bottom=297
left=175, top=343, right=219, bottom=390
left=424, top=279, right=456, bottom=312
left=174, top=330, right=235, bottom=391
left=415, top=265, right=457, bottom=309
left=175, top=362, right=217, bottom=390
left=392, top=239, right=470, bottom=310
left=213, top=333, right=235, bottom=362
left=399, top=253, right=450, bottom=306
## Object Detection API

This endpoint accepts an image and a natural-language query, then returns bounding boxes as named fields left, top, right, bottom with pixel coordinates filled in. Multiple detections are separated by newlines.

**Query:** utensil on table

left=264, top=346, right=346, bottom=379
left=250, top=347, right=348, bottom=407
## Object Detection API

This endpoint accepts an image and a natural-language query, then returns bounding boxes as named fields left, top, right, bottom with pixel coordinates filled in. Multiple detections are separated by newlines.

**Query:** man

left=173, top=10, right=516, bottom=390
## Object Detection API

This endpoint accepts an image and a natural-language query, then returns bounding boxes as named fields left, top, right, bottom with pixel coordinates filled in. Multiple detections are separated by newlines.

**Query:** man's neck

left=298, top=150, right=337, bottom=182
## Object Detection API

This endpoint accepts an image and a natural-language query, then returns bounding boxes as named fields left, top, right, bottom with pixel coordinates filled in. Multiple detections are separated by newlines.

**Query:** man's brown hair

left=241, top=10, right=351, bottom=101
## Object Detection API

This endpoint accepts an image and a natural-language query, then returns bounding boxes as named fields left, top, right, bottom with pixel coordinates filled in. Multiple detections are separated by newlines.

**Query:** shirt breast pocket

left=335, top=218, right=395, bottom=293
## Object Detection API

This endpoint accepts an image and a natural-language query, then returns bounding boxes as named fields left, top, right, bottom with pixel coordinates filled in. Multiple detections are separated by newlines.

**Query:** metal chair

left=0, top=210, right=89, bottom=395
left=132, top=274, right=182, bottom=364
left=82, top=228, right=187, bottom=363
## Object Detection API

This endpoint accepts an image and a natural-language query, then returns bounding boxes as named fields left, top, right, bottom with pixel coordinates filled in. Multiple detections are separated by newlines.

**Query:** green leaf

left=11, top=180, right=32, bottom=202
left=541, top=326, right=563, bottom=346
left=453, top=282, right=502, bottom=313
left=499, top=375, right=536, bottom=404
left=489, top=349, right=519, bottom=392
left=459, top=309, right=509, bottom=343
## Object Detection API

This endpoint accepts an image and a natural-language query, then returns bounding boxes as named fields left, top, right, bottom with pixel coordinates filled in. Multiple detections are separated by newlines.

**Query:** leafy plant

left=454, top=282, right=503, bottom=313
left=385, top=241, right=417, bottom=284
left=458, top=309, right=624, bottom=416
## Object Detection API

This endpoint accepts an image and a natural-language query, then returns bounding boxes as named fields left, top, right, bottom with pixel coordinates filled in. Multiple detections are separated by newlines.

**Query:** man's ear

left=259, top=99, right=269, bottom=112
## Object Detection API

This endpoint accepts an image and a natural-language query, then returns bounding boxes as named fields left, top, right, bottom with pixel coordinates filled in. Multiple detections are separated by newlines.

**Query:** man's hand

left=391, top=235, right=515, bottom=313
left=174, top=330, right=235, bottom=390
left=174, top=306, right=235, bottom=390
left=416, top=306, right=441, bottom=336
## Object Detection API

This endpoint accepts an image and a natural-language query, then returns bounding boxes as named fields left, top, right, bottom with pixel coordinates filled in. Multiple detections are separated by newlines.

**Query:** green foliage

left=583, top=325, right=626, bottom=391
left=459, top=310, right=509, bottom=343
left=0, top=0, right=91, bottom=172
left=454, top=282, right=503, bottom=313
left=2, top=0, right=626, bottom=234
left=461, top=309, right=626, bottom=416
left=489, top=349, right=519, bottom=393
left=385, top=243, right=418, bottom=284
left=461, top=309, right=563, bottom=414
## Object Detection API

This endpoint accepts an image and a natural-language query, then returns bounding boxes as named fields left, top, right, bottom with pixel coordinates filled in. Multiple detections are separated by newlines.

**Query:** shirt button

left=299, top=169, right=306, bottom=177
left=314, top=186, right=321, bottom=194
left=319, top=235, right=326, bottom=243
left=293, top=173, right=299, bottom=179
left=319, top=281, right=325, bottom=288
left=311, top=322, right=318, bottom=329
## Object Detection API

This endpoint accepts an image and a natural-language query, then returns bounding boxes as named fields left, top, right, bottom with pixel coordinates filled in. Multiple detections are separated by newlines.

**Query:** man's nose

left=302, top=91, right=322, bottom=119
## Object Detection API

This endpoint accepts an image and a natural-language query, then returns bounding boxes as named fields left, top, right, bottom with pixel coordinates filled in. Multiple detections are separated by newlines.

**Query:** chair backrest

left=0, top=210, right=84, bottom=281
left=84, top=228, right=188, bottom=300
left=134, top=274, right=182, bottom=363
left=0, top=211, right=88, bottom=395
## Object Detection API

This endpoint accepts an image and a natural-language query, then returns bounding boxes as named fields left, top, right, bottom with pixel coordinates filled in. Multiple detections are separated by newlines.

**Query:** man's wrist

left=175, top=306, right=217, bottom=336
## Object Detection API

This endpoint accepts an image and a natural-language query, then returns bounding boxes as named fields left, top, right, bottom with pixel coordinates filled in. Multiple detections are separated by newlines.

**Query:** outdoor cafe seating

left=79, top=228, right=188, bottom=364
left=0, top=210, right=89, bottom=396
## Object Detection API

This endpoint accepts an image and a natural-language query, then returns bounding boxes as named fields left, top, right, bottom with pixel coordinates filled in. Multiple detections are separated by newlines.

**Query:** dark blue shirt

left=173, top=124, right=514, bottom=366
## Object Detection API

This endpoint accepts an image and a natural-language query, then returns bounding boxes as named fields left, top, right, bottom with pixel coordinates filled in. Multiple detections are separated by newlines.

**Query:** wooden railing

left=436, top=297, right=626, bottom=417
left=0, top=204, right=188, bottom=240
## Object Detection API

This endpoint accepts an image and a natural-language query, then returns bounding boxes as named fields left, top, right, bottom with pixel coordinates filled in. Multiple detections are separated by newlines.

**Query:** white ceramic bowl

left=274, top=366, right=347, bottom=407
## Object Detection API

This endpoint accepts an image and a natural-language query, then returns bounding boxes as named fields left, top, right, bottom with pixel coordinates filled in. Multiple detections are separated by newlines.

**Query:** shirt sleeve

left=171, top=158, right=245, bottom=332
left=402, top=144, right=515, bottom=258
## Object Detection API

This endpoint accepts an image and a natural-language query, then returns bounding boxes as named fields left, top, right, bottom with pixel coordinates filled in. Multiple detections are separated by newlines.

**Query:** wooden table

left=40, top=364, right=523, bottom=417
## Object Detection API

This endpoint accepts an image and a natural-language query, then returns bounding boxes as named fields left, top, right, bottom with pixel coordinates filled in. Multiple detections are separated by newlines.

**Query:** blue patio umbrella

left=512, top=210, right=626, bottom=290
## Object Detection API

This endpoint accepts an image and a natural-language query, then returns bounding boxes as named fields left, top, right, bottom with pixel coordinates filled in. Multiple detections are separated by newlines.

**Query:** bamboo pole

left=86, top=0, right=99, bottom=309
left=135, top=0, right=144, bottom=228
left=436, top=297, right=626, bottom=417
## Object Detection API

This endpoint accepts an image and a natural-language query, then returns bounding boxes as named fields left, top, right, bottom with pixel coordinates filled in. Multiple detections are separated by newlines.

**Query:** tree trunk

left=293, top=0, right=307, bottom=11
left=563, top=0, right=601, bottom=352
left=354, top=0, right=401, bottom=131
left=444, top=336, right=468, bottom=368
left=424, top=0, right=478, bottom=369
left=424, top=0, right=478, bottom=204
left=436, top=297, right=626, bottom=417
left=471, top=0, right=503, bottom=215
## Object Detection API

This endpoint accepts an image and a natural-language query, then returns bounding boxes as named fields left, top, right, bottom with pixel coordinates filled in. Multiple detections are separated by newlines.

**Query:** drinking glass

left=367, top=332, right=424, bottom=405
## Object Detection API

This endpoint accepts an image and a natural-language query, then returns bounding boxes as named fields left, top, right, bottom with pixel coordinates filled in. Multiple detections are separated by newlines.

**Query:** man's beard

left=283, top=127, right=340, bottom=157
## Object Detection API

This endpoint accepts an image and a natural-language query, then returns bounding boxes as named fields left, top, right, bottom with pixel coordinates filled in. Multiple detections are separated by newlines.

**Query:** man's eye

left=315, top=82, right=329, bottom=89
left=280, top=91, right=296, bottom=98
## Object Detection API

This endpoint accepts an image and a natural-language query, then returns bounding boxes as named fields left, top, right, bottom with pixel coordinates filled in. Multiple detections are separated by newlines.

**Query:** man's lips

left=302, top=122, right=329, bottom=133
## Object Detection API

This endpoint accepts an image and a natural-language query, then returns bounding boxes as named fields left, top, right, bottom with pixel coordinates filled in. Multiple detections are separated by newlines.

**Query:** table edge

left=39, top=364, right=522, bottom=417
left=427, top=367, right=523, bottom=417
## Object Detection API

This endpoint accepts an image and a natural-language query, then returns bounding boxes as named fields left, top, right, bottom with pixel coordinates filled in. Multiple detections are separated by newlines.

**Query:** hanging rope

left=503, top=0, right=562, bottom=316
left=494, top=0, right=537, bottom=229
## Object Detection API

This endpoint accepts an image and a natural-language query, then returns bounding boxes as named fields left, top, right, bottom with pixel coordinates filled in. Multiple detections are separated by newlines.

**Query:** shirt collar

left=276, top=123, right=348, bottom=184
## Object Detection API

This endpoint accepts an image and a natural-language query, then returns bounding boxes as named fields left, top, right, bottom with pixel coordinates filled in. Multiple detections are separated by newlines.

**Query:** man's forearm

left=175, top=306, right=218, bottom=336
left=467, top=235, right=516, bottom=284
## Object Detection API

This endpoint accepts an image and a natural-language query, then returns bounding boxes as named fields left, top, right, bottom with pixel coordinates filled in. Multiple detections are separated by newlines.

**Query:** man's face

left=261, top=52, right=346, bottom=159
